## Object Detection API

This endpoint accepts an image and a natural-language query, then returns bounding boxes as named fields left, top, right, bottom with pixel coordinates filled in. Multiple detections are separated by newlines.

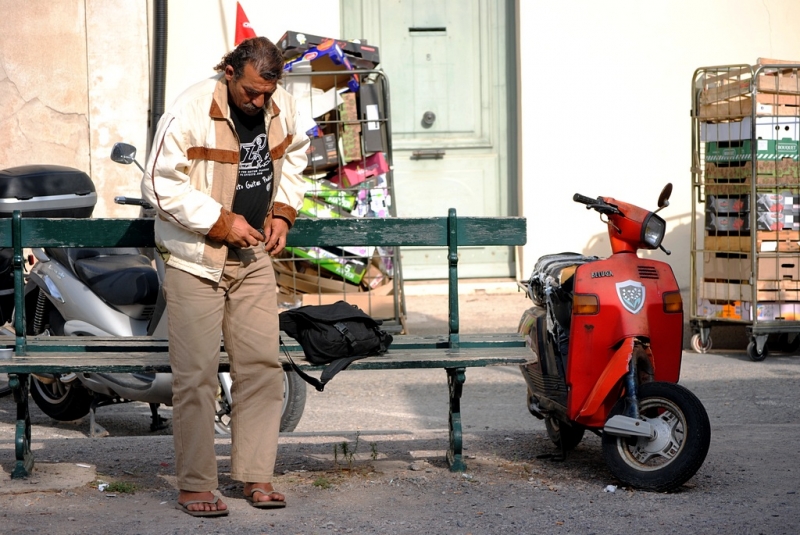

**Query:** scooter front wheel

left=602, top=382, right=711, bottom=492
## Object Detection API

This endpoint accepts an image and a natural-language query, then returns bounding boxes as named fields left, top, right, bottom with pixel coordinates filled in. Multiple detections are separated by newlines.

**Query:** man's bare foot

left=244, top=482, right=286, bottom=508
left=177, top=490, right=228, bottom=514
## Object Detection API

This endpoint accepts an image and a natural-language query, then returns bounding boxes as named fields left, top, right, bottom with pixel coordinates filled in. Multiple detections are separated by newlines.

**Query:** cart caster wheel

left=690, top=333, right=712, bottom=354
left=747, top=341, right=768, bottom=362
left=777, top=333, right=800, bottom=354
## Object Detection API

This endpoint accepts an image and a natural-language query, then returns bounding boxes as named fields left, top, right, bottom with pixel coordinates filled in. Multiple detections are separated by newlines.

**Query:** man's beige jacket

left=142, top=74, right=309, bottom=282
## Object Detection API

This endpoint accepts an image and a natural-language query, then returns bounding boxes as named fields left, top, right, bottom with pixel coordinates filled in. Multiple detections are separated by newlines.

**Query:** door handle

left=410, top=149, right=445, bottom=160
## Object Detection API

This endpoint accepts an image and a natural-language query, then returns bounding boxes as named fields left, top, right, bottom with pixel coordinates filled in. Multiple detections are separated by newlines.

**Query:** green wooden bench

left=0, top=209, right=528, bottom=478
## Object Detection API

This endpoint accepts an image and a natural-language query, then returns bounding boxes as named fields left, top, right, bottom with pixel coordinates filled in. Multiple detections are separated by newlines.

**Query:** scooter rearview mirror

left=111, top=142, right=137, bottom=165
left=111, top=142, right=145, bottom=173
left=657, top=183, right=673, bottom=209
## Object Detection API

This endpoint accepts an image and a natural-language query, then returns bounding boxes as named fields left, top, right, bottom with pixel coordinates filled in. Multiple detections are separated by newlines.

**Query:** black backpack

left=279, top=301, right=393, bottom=391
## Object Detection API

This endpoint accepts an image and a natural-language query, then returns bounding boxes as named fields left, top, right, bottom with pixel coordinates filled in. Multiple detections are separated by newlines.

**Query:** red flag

left=234, top=2, right=257, bottom=45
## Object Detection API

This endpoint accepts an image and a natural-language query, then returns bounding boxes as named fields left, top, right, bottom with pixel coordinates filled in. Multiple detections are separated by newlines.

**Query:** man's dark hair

left=214, top=37, right=284, bottom=81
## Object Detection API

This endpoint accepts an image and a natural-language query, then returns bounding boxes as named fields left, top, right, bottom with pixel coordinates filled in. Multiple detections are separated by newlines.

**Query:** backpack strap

left=280, top=337, right=367, bottom=392
left=281, top=338, right=325, bottom=392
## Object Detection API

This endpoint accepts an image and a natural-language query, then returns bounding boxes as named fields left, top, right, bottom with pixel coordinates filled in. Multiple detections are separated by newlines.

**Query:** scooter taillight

left=663, top=291, right=682, bottom=313
left=573, top=294, right=599, bottom=315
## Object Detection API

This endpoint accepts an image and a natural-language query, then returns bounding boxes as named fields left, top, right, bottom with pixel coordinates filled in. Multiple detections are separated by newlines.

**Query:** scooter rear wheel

left=30, top=375, right=93, bottom=421
left=601, top=382, right=711, bottom=492
left=214, top=370, right=307, bottom=434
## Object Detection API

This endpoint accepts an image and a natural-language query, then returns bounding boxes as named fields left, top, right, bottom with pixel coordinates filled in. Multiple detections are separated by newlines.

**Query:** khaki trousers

left=163, top=246, right=282, bottom=491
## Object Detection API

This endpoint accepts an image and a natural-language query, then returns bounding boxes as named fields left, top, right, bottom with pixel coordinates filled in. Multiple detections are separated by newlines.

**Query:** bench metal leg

left=9, top=374, right=34, bottom=479
left=446, top=367, right=467, bottom=472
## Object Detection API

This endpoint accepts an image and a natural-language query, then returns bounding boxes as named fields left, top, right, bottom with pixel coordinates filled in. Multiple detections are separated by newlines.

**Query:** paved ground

left=0, top=282, right=799, bottom=534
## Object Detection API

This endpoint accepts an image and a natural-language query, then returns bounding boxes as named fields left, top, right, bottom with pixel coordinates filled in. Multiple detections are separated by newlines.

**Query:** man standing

left=142, top=37, right=308, bottom=517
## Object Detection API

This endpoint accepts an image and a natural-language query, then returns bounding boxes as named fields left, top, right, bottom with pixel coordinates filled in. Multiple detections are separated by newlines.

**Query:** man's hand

left=264, top=217, right=290, bottom=255
left=224, top=214, right=266, bottom=248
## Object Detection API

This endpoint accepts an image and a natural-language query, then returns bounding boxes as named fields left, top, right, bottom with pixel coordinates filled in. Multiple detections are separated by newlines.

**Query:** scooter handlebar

left=573, top=193, right=597, bottom=206
left=573, top=193, right=621, bottom=215
left=115, top=196, right=153, bottom=210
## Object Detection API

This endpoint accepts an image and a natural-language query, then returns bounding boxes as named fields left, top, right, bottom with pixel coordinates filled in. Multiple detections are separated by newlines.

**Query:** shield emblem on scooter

left=616, top=280, right=645, bottom=314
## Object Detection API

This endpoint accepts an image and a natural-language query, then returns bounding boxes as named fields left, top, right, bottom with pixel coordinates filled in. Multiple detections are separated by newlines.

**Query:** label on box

left=701, top=117, right=800, bottom=143
left=283, top=41, right=360, bottom=92
left=706, top=195, right=750, bottom=213
left=696, top=298, right=747, bottom=319
left=300, top=197, right=352, bottom=219
left=339, top=93, right=362, bottom=163
left=358, top=84, right=386, bottom=154
left=754, top=302, right=800, bottom=321
left=284, top=246, right=366, bottom=284
left=706, top=139, right=800, bottom=162
left=705, top=213, right=749, bottom=232
left=279, top=31, right=380, bottom=65
left=304, top=134, right=338, bottom=172
left=335, top=152, right=390, bottom=188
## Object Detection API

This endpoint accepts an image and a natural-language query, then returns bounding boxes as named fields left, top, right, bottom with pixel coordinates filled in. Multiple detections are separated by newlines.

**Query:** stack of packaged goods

left=696, top=58, right=800, bottom=321
left=275, top=31, right=394, bottom=318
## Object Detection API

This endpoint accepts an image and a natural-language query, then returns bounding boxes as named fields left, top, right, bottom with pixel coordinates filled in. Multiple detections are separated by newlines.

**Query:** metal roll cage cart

left=279, top=68, right=408, bottom=332
left=690, top=60, right=800, bottom=361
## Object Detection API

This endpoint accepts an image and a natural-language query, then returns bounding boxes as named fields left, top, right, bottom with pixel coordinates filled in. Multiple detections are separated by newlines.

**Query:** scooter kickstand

left=148, top=402, right=169, bottom=431
left=537, top=443, right=567, bottom=462
left=88, top=397, right=108, bottom=438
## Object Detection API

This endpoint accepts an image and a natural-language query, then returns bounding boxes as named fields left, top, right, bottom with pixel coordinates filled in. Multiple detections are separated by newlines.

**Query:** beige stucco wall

left=518, top=0, right=800, bottom=297
left=0, top=0, right=338, bottom=219
left=0, top=0, right=149, bottom=218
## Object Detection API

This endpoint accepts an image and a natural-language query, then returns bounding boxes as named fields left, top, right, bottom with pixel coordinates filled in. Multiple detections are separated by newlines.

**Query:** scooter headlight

left=641, top=213, right=666, bottom=249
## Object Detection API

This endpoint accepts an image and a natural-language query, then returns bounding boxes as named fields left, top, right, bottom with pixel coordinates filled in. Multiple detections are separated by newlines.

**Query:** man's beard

left=241, top=102, right=260, bottom=115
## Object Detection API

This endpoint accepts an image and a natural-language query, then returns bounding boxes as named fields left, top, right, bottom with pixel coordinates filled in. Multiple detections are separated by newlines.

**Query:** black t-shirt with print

left=229, top=100, right=274, bottom=231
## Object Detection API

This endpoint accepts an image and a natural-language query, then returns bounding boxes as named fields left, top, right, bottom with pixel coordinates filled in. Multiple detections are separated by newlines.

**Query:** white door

left=342, top=0, right=516, bottom=279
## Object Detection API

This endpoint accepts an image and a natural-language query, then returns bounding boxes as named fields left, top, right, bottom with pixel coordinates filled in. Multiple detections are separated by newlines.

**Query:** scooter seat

left=72, top=254, right=159, bottom=306
left=526, top=252, right=599, bottom=306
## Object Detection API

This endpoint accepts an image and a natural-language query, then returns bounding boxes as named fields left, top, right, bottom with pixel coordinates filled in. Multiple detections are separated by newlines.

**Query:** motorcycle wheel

left=545, top=416, right=585, bottom=451
left=602, top=381, right=711, bottom=492
left=214, top=370, right=307, bottom=434
left=30, top=375, right=94, bottom=421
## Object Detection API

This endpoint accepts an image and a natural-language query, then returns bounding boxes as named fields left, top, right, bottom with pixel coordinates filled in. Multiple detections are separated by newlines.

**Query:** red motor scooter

left=519, top=184, right=711, bottom=492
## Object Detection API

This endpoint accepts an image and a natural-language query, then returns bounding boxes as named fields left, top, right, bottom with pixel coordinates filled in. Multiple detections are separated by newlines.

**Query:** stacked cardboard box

left=697, top=58, right=800, bottom=319
left=276, top=32, right=395, bottom=318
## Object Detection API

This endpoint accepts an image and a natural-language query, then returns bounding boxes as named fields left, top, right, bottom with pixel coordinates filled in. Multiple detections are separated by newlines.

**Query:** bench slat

left=0, top=347, right=531, bottom=374
left=9, top=333, right=526, bottom=354
left=0, top=216, right=526, bottom=248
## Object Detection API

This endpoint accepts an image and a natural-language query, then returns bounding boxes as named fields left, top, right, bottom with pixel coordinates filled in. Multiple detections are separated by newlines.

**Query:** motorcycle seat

left=526, top=252, right=599, bottom=306
left=48, top=247, right=159, bottom=307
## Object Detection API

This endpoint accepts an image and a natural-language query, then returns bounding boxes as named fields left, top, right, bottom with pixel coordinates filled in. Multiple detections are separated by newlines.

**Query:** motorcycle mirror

left=657, top=183, right=673, bottom=209
left=111, top=142, right=145, bottom=173
left=111, top=142, right=137, bottom=165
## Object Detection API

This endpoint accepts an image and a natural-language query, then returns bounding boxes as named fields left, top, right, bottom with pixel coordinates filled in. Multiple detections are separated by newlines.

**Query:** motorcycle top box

left=0, top=164, right=97, bottom=218
left=0, top=165, right=97, bottom=323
